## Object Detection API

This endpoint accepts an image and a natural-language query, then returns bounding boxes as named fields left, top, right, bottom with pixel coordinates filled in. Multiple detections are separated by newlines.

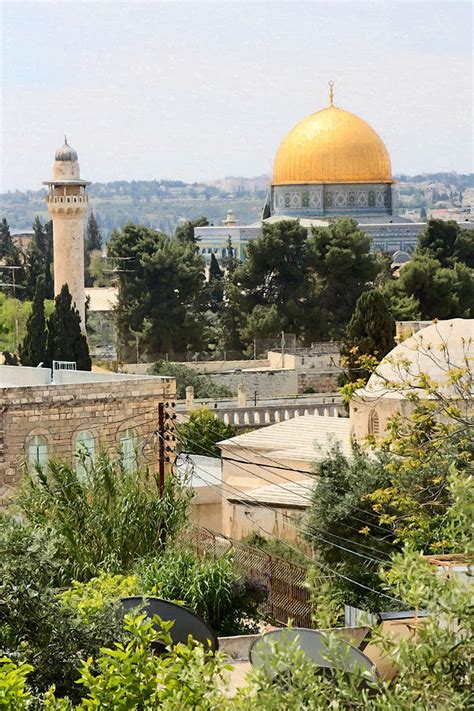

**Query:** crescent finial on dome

left=329, top=80, right=334, bottom=107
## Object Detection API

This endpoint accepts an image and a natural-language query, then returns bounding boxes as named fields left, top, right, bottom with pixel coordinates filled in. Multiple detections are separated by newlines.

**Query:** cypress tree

left=85, top=211, right=102, bottom=287
left=19, top=277, right=47, bottom=366
left=341, top=289, right=395, bottom=383
left=46, top=284, right=91, bottom=370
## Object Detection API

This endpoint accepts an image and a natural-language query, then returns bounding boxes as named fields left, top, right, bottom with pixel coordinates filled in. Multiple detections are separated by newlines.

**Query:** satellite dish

left=250, top=628, right=376, bottom=678
left=119, top=597, right=219, bottom=652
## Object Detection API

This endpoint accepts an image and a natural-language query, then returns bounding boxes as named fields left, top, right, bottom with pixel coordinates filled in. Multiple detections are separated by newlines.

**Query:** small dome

left=273, top=105, right=392, bottom=185
left=364, top=319, right=474, bottom=399
left=55, top=137, right=78, bottom=162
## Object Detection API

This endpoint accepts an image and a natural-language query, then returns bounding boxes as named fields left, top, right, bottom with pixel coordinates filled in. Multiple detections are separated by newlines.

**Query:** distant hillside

left=1, top=173, right=472, bottom=239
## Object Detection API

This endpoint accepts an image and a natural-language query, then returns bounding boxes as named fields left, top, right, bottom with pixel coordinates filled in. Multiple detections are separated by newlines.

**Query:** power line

left=172, top=426, right=392, bottom=560
left=187, top=457, right=404, bottom=605
left=173, top=437, right=389, bottom=565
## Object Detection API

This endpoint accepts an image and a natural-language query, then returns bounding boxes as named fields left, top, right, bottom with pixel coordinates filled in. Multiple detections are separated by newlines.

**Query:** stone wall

left=208, top=368, right=298, bottom=399
left=0, top=376, right=176, bottom=505
left=297, top=370, right=340, bottom=394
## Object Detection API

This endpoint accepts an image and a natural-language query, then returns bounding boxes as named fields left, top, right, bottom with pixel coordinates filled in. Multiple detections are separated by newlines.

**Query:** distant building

left=0, top=365, right=175, bottom=506
left=196, top=85, right=474, bottom=262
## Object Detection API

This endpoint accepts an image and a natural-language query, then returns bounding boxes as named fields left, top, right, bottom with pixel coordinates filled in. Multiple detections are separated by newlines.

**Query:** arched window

left=119, top=428, right=139, bottom=473
left=75, top=430, right=96, bottom=480
left=28, top=435, right=48, bottom=470
left=368, top=410, right=380, bottom=436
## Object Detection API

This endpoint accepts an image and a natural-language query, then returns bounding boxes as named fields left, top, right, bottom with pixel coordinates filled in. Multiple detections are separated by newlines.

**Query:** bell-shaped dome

left=273, top=105, right=392, bottom=185
left=55, top=137, right=78, bottom=162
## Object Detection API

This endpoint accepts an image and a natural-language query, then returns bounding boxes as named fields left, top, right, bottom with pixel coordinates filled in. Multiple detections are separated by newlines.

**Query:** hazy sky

left=1, top=0, right=472, bottom=191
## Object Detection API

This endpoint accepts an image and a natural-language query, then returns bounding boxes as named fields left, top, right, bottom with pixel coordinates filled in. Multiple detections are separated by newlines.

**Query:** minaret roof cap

left=55, top=136, right=78, bottom=162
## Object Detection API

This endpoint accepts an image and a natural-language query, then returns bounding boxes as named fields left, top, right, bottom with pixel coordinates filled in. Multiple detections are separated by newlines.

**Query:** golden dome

left=272, top=104, right=392, bottom=185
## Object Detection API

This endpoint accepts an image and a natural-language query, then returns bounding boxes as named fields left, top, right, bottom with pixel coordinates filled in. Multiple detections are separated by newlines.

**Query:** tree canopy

left=108, top=224, right=207, bottom=358
left=18, top=277, right=47, bottom=367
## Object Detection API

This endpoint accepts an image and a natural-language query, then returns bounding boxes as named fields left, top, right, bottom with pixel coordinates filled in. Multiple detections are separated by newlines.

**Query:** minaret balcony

left=46, top=194, right=89, bottom=205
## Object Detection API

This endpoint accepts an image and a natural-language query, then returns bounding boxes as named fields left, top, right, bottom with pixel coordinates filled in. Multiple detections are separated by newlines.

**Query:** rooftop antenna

left=329, top=80, right=335, bottom=107
left=64, top=134, right=68, bottom=144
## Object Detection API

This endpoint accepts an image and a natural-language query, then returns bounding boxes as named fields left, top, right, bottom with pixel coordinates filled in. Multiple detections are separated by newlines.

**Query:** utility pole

left=281, top=330, right=285, bottom=368
left=158, top=401, right=165, bottom=498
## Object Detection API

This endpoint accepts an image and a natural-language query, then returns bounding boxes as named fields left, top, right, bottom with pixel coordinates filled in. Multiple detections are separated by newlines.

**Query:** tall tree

left=207, top=253, right=224, bottom=313
left=84, top=212, right=102, bottom=287
left=231, top=220, right=321, bottom=343
left=46, top=284, right=91, bottom=370
left=309, top=219, right=379, bottom=339
left=23, top=218, right=54, bottom=300
left=0, top=218, right=24, bottom=298
left=108, top=223, right=206, bottom=357
left=341, top=289, right=395, bottom=383
left=19, top=277, right=48, bottom=367
left=174, top=217, right=208, bottom=245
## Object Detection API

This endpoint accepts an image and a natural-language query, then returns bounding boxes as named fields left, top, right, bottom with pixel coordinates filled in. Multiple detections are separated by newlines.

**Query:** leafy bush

left=17, top=452, right=191, bottom=582
left=149, top=359, right=233, bottom=399
left=178, top=407, right=237, bottom=457
left=242, top=531, right=310, bottom=567
left=136, top=548, right=267, bottom=635
left=0, top=658, right=33, bottom=709
left=59, top=572, right=141, bottom=622
left=0, top=520, right=127, bottom=703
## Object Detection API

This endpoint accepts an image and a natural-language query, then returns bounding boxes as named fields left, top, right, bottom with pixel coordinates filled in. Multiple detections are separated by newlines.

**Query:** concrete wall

left=209, top=368, right=298, bottom=399
left=0, top=366, right=51, bottom=387
left=225, top=502, right=306, bottom=544
left=0, top=376, right=176, bottom=505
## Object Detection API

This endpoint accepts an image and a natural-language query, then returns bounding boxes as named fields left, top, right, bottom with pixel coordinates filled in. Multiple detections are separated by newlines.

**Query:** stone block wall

left=0, top=376, right=176, bottom=505
left=208, top=368, right=298, bottom=399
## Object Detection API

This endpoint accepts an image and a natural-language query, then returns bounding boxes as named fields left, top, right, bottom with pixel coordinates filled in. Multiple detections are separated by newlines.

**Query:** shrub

left=136, top=548, right=267, bottom=635
left=17, top=452, right=191, bottom=582
left=59, top=572, right=141, bottom=622
left=0, top=520, right=127, bottom=704
left=178, top=407, right=237, bottom=457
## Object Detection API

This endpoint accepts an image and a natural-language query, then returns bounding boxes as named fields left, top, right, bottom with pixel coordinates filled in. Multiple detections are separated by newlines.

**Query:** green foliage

left=46, top=284, right=91, bottom=370
left=174, top=216, right=209, bottom=244
left=0, top=519, right=126, bottom=703
left=309, top=219, right=379, bottom=338
left=84, top=211, right=102, bottom=287
left=108, top=223, right=207, bottom=357
left=18, top=276, right=47, bottom=366
left=0, top=292, right=54, bottom=354
left=0, top=658, right=33, bottom=709
left=149, top=359, right=233, bottom=399
left=306, top=443, right=397, bottom=609
left=178, top=407, right=237, bottom=457
left=341, top=289, right=395, bottom=383
left=136, top=548, right=267, bottom=635
left=231, top=219, right=321, bottom=343
left=59, top=572, right=141, bottom=622
left=383, top=220, right=474, bottom=320
left=17, top=452, right=190, bottom=582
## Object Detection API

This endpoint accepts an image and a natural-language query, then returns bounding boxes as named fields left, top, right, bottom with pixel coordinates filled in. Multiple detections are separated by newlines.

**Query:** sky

left=1, top=0, right=472, bottom=191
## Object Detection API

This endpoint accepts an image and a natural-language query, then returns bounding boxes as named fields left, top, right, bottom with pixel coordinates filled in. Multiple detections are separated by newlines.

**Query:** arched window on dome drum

left=28, top=435, right=48, bottom=471
left=75, top=430, right=96, bottom=480
left=119, top=428, right=139, bottom=473
left=368, top=410, right=380, bottom=436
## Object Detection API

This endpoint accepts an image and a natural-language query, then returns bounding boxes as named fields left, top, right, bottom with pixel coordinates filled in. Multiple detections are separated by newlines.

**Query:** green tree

left=18, top=277, right=47, bottom=366
left=85, top=211, right=102, bottom=287
left=395, top=252, right=465, bottom=319
left=0, top=218, right=24, bottom=299
left=309, top=218, right=379, bottom=338
left=46, top=284, right=91, bottom=370
left=418, top=219, right=459, bottom=266
left=108, top=223, right=206, bottom=357
left=178, top=407, right=237, bottom=457
left=231, top=220, right=321, bottom=344
left=23, top=218, right=53, bottom=300
left=341, top=290, right=395, bottom=383
left=207, top=253, right=224, bottom=314
left=174, top=216, right=208, bottom=245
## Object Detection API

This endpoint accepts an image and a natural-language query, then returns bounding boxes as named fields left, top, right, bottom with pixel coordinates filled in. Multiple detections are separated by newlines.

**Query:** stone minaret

left=43, top=137, right=90, bottom=331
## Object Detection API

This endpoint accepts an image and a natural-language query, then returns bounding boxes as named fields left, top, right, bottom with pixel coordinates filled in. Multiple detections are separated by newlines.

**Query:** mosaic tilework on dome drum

left=271, top=183, right=393, bottom=217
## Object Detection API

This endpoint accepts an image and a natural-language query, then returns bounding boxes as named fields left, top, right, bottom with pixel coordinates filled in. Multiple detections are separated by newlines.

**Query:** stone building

left=0, top=366, right=175, bottom=505
left=43, top=138, right=89, bottom=329
left=350, top=318, right=473, bottom=441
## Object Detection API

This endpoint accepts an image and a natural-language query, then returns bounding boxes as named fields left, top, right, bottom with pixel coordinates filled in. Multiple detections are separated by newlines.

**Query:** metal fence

left=182, top=526, right=327, bottom=628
